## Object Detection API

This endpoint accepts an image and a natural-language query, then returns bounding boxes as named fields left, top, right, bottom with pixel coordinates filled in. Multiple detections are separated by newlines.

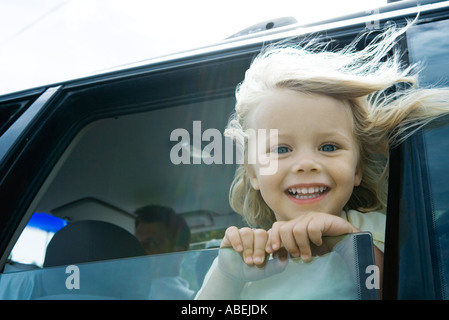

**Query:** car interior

left=5, top=94, right=247, bottom=269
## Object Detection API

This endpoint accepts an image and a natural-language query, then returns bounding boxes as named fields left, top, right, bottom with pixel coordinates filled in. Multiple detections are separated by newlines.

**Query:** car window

left=197, top=233, right=378, bottom=300
left=0, top=233, right=377, bottom=300
left=6, top=212, right=68, bottom=270
left=4, top=96, right=242, bottom=266
left=407, top=19, right=449, bottom=87
left=0, top=88, right=380, bottom=299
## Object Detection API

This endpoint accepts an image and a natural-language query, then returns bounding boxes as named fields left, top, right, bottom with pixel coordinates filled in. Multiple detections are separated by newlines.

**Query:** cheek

left=259, top=187, right=282, bottom=218
left=247, top=164, right=260, bottom=190
left=332, top=163, right=359, bottom=194
left=339, top=152, right=362, bottom=186
left=256, top=175, right=275, bottom=194
left=354, top=158, right=363, bottom=186
left=256, top=175, right=281, bottom=203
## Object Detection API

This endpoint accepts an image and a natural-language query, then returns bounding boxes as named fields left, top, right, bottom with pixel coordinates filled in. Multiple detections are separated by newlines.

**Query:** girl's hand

left=218, top=226, right=288, bottom=283
left=266, top=212, right=358, bottom=261
left=220, top=226, right=269, bottom=266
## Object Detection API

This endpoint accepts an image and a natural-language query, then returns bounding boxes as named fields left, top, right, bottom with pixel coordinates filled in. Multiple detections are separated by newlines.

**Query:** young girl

left=196, top=24, right=449, bottom=299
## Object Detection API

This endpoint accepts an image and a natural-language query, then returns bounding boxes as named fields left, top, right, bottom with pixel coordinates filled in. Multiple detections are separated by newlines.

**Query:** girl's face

left=247, top=89, right=362, bottom=221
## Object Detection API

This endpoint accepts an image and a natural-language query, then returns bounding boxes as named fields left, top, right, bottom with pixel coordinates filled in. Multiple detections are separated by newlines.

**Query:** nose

left=291, top=151, right=321, bottom=173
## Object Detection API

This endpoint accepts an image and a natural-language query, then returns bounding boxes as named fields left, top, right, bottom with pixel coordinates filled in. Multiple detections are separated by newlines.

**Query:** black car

left=0, top=0, right=449, bottom=300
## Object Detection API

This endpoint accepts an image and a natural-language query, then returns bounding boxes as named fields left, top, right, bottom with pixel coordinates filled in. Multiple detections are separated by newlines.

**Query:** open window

left=4, top=94, right=245, bottom=263
left=0, top=59, right=380, bottom=300
left=0, top=90, right=251, bottom=298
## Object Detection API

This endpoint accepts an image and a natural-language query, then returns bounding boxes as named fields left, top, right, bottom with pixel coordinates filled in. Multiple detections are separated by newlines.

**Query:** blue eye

left=274, top=146, right=290, bottom=154
left=320, top=144, right=338, bottom=152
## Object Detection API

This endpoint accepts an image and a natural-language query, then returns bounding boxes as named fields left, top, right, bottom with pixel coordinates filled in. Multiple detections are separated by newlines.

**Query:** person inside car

left=134, top=205, right=190, bottom=255
left=196, top=23, right=449, bottom=299
left=134, top=205, right=194, bottom=299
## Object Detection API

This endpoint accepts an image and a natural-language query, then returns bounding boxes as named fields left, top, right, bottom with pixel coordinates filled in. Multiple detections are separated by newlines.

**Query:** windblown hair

left=225, top=24, right=449, bottom=229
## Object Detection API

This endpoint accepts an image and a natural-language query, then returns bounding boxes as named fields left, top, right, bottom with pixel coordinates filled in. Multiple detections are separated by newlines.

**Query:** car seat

left=43, top=220, right=145, bottom=267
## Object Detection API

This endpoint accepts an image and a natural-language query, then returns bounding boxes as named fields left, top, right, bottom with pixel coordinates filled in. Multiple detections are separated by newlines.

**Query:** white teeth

left=287, top=186, right=327, bottom=197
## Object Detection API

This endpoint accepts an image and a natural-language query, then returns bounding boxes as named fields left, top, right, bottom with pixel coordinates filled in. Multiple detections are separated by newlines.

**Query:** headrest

left=43, top=220, right=145, bottom=267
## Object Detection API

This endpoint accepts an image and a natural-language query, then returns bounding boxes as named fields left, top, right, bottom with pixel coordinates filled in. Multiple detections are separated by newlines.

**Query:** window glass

left=0, top=233, right=377, bottom=300
left=407, top=19, right=449, bottom=87
left=5, top=96, right=242, bottom=270
left=2, top=95, right=378, bottom=299
left=6, top=213, right=68, bottom=270
left=198, top=233, right=378, bottom=300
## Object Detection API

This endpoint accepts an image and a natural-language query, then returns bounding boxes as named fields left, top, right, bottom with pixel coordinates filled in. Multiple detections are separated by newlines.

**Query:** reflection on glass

left=196, top=233, right=377, bottom=300
left=407, top=20, right=449, bottom=87
left=0, top=233, right=377, bottom=300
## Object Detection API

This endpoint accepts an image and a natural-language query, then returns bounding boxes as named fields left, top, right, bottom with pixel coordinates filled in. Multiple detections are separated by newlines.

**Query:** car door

left=1, top=1, right=449, bottom=301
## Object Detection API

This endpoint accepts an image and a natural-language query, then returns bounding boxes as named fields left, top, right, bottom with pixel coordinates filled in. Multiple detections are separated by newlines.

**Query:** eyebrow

left=272, top=130, right=356, bottom=146
left=316, top=130, right=353, bottom=140
left=274, top=129, right=353, bottom=139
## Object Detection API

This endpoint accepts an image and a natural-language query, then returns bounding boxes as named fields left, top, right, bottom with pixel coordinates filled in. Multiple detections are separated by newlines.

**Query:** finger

left=292, top=224, right=312, bottom=261
left=239, top=227, right=255, bottom=264
left=252, top=229, right=269, bottom=265
left=278, top=224, right=301, bottom=258
left=266, top=222, right=282, bottom=253
left=221, top=226, right=243, bottom=252
left=323, top=216, right=357, bottom=236
left=307, top=219, right=324, bottom=247
left=266, top=229, right=273, bottom=254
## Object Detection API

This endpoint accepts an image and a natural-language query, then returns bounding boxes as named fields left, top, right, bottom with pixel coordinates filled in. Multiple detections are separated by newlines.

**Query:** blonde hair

left=225, top=24, right=449, bottom=229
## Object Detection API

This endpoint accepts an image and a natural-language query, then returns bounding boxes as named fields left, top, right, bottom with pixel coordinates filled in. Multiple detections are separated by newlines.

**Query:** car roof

left=2, top=0, right=445, bottom=99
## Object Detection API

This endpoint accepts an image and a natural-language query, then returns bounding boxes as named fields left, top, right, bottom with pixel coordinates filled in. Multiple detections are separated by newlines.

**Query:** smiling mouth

left=287, top=186, right=328, bottom=200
